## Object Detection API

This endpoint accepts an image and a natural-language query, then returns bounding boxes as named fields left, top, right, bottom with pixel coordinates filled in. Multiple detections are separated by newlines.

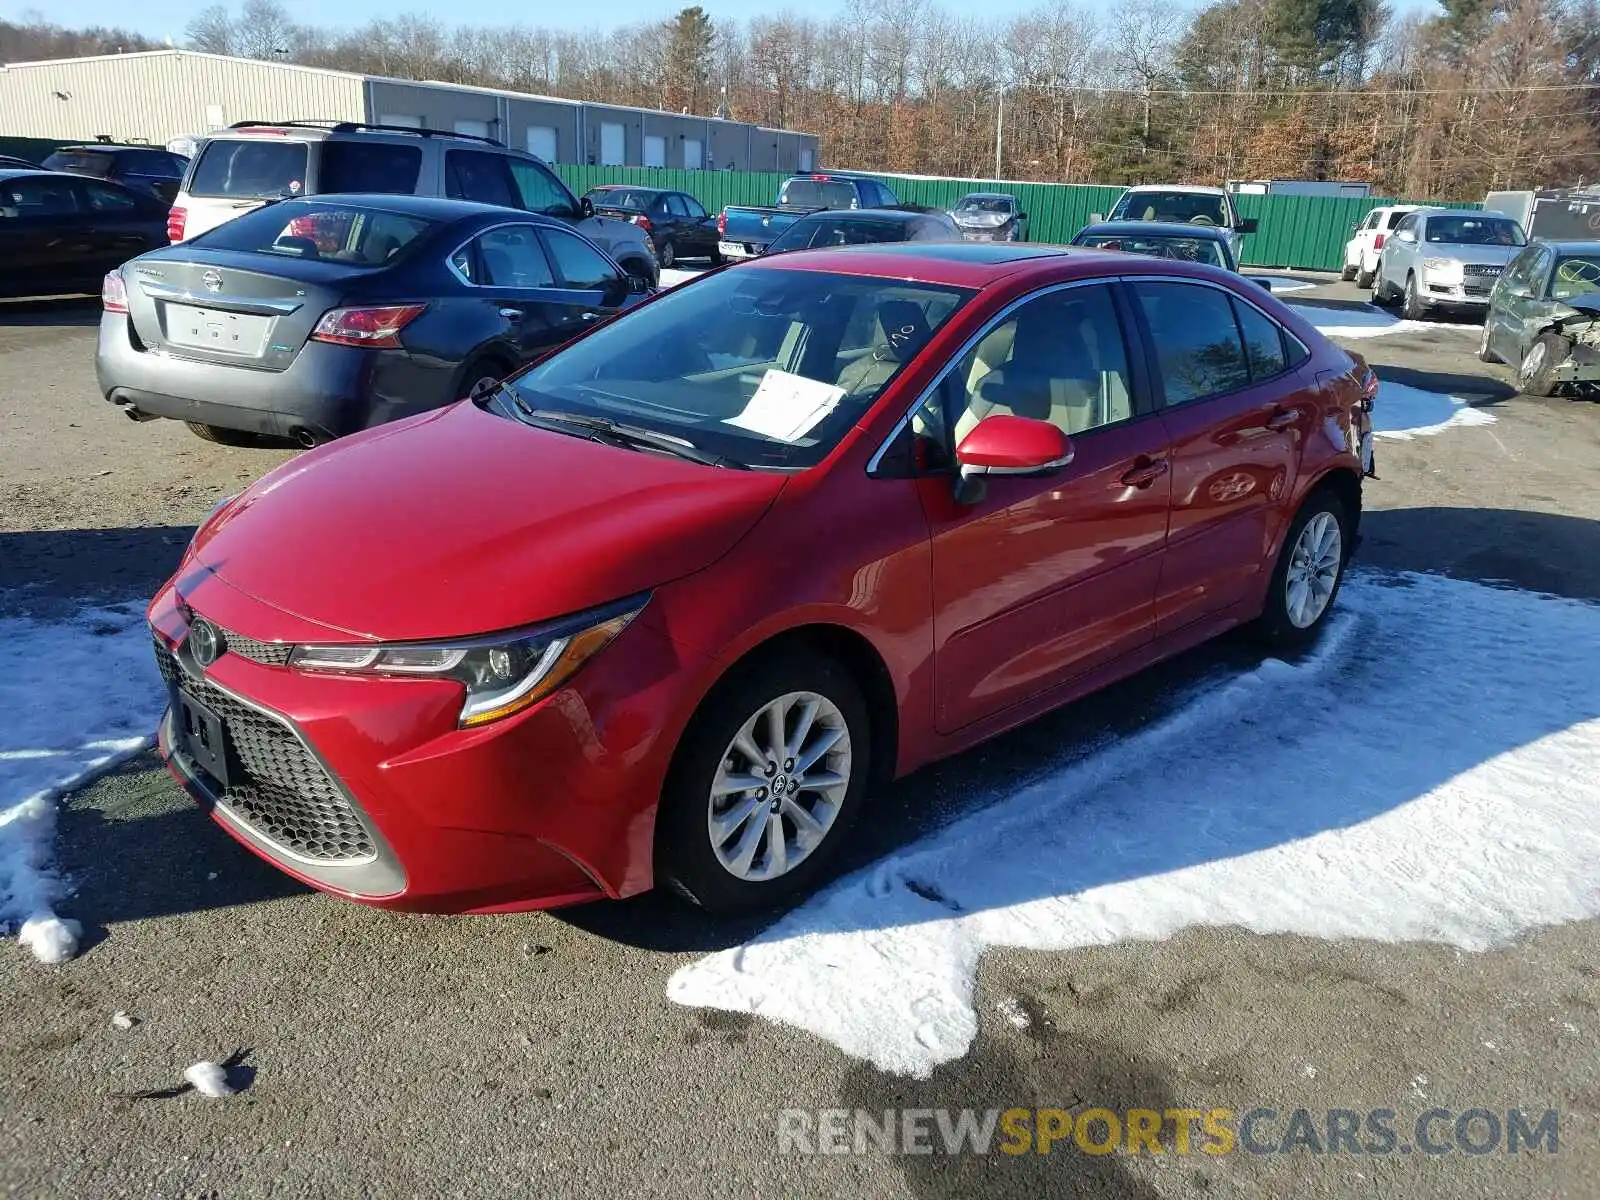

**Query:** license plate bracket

left=176, top=690, right=233, bottom=788
left=164, top=304, right=271, bottom=356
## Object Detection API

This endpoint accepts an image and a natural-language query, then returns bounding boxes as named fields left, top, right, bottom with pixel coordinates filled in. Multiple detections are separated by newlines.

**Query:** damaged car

left=948, top=192, right=1028, bottom=242
left=1479, top=238, right=1600, bottom=397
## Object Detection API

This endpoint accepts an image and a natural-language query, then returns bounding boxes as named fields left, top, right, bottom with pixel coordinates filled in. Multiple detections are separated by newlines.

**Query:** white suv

left=167, top=120, right=659, bottom=286
left=1341, top=205, right=1422, bottom=289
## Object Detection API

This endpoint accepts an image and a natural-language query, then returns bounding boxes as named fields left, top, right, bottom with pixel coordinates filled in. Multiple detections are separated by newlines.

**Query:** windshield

left=42, top=151, right=113, bottom=178
left=956, top=196, right=1013, bottom=214
left=1110, top=189, right=1227, bottom=226
left=768, top=218, right=910, bottom=251
left=587, top=189, right=655, bottom=211
left=778, top=179, right=858, bottom=209
left=187, top=139, right=309, bottom=199
left=1552, top=256, right=1600, bottom=300
left=192, top=200, right=436, bottom=264
left=1425, top=215, right=1525, bottom=246
left=502, top=267, right=973, bottom=468
left=1079, top=233, right=1229, bottom=268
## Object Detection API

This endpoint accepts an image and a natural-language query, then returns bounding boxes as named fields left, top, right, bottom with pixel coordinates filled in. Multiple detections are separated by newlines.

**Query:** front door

left=1125, top=279, right=1307, bottom=635
left=919, top=282, right=1172, bottom=733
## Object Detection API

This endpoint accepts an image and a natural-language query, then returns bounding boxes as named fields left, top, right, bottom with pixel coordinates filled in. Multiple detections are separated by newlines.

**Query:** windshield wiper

left=523, top=409, right=745, bottom=469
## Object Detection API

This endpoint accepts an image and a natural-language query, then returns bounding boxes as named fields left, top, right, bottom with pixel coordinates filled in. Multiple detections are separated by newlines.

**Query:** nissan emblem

left=202, top=269, right=223, bottom=293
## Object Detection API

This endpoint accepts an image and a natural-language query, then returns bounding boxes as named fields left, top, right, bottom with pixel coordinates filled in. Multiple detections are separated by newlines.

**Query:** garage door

left=599, top=123, right=626, bottom=167
left=683, top=138, right=703, bottom=170
left=798, top=146, right=815, bottom=172
left=526, top=125, right=558, bottom=162
left=380, top=114, right=423, bottom=128
left=643, top=135, right=666, bottom=168
left=454, top=119, right=491, bottom=139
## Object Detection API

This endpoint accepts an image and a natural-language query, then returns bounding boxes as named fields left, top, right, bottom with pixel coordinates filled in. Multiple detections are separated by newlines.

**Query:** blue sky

left=12, top=0, right=1437, bottom=42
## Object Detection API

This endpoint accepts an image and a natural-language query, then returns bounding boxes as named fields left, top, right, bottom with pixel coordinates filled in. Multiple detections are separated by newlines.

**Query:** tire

left=457, top=355, right=513, bottom=402
left=1355, top=262, right=1375, bottom=289
left=622, top=259, right=657, bottom=291
left=658, top=238, right=676, bottom=269
left=656, top=649, right=871, bottom=913
left=1401, top=272, right=1428, bottom=320
left=1517, top=332, right=1569, bottom=397
left=1371, top=265, right=1397, bottom=306
left=708, top=244, right=724, bottom=266
left=1256, top=488, right=1350, bottom=651
left=1477, top=321, right=1500, bottom=364
left=1340, top=262, right=1358, bottom=282
left=185, top=422, right=257, bottom=447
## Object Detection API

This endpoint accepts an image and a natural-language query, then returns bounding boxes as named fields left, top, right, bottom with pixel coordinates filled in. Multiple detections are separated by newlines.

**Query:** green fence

left=554, top=164, right=1479, bottom=273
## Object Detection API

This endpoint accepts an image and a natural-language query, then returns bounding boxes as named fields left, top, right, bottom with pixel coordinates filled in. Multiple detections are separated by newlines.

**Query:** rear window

left=318, top=141, right=422, bottom=194
left=1385, top=210, right=1409, bottom=229
left=187, top=139, right=309, bottom=199
left=192, top=200, right=435, bottom=266
left=778, top=178, right=859, bottom=209
left=771, top=217, right=910, bottom=250
left=587, top=189, right=656, bottom=211
left=42, top=150, right=113, bottom=178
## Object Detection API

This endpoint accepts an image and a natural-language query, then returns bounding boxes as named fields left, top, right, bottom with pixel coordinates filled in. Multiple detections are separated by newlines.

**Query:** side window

left=542, top=228, right=622, bottom=291
left=445, top=150, right=519, bottom=208
left=1284, top=329, right=1311, bottom=369
left=82, top=180, right=138, bottom=212
left=506, top=159, right=578, bottom=219
left=1500, top=247, right=1535, bottom=292
left=1531, top=247, right=1557, bottom=295
left=1232, top=298, right=1288, bottom=380
left=319, top=142, right=422, bottom=194
left=0, top=176, right=81, bottom=217
left=470, top=225, right=556, bottom=288
left=665, top=193, right=691, bottom=218
left=681, top=194, right=706, bottom=219
left=944, top=284, right=1136, bottom=446
left=1131, top=281, right=1251, bottom=405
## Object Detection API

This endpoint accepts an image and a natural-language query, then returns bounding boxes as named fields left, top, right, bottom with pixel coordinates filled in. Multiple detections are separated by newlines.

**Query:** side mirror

left=579, top=196, right=595, bottom=218
left=1395, top=229, right=1416, bottom=243
left=952, top=414, right=1073, bottom=505
left=1252, top=277, right=1273, bottom=291
left=627, top=274, right=653, bottom=295
left=1237, top=218, right=1259, bottom=234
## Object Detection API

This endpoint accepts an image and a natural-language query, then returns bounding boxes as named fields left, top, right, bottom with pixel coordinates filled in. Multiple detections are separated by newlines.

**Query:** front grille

left=221, top=628, right=293, bottom=666
left=1463, top=264, right=1504, bottom=277
left=153, top=635, right=376, bottom=863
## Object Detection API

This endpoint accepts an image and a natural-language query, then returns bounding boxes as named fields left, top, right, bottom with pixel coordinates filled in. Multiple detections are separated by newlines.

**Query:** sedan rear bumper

left=95, top=312, right=419, bottom=441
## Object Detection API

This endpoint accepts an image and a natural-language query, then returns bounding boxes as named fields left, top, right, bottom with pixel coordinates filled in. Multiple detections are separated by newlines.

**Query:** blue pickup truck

left=716, top=173, right=902, bottom=260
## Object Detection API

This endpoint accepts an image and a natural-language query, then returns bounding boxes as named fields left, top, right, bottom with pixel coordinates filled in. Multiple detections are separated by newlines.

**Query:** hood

left=1557, top=293, right=1600, bottom=320
left=190, top=403, right=788, bottom=641
left=1422, top=242, right=1523, bottom=266
left=952, top=211, right=1011, bottom=228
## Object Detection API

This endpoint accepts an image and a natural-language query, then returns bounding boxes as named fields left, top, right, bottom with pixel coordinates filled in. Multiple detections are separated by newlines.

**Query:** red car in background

left=149, top=243, right=1376, bottom=914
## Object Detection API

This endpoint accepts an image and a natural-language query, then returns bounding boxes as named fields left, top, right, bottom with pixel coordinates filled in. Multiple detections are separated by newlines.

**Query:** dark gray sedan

left=97, top=193, right=651, bottom=446
left=1479, top=237, right=1600, bottom=395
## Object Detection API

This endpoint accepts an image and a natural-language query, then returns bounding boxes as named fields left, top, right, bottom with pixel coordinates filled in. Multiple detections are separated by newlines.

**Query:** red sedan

left=149, top=243, right=1376, bottom=914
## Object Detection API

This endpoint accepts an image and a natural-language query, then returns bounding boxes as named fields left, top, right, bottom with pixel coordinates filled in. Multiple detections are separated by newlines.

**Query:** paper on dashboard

left=723, top=369, right=846, bottom=442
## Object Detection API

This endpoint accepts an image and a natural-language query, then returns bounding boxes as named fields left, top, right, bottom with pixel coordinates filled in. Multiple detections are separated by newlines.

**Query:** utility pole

left=995, top=86, right=1005, bottom=180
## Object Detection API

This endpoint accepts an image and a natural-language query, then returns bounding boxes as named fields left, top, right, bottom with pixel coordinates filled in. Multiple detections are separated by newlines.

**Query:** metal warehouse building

left=0, top=49, right=819, bottom=173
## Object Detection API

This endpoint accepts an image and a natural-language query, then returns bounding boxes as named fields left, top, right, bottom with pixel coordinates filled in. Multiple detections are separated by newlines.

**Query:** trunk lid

left=719, top=206, right=810, bottom=246
left=123, top=249, right=359, bottom=372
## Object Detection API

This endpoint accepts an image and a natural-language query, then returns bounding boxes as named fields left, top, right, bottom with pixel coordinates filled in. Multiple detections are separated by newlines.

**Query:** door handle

left=579, top=310, right=602, bottom=322
left=1265, top=407, right=1297, bottom=431
left=497, top=307, right=523, bottom=320
left=1120, top=458, right=1169, bottom=488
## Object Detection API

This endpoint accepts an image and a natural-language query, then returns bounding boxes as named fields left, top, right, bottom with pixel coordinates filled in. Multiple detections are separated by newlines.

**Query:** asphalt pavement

left=2, top=273, right=1597, bottom=1199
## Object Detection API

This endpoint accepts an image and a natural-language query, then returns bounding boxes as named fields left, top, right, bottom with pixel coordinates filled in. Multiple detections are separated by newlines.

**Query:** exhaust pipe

left=290, top=427, right=319, bottom=449
left=123, top=406, right=160, bottom=423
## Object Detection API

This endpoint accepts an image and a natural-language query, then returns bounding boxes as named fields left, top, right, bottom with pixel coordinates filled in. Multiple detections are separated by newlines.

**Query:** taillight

left=716, top=211, right=726, bottom=235
left=310, top=304, right=427, bottom=349
left=1373, top=232, right=1385, bottom=250
left=101, top=270, right=128, bottom=314
left=167, top=206, right=186, bottom=242
left=633, top=214, right=654, bottom=233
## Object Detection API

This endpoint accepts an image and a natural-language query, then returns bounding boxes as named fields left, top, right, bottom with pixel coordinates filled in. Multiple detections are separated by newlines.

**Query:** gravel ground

left=2, top=278, right=1597, bottom=1199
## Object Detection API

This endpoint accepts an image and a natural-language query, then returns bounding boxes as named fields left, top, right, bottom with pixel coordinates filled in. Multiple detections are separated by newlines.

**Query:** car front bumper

left=1420, top=275, right=1498, bottom=307
left=147, top=573, right=704, bottom=913
left=95, top=312, right=436, bottom=441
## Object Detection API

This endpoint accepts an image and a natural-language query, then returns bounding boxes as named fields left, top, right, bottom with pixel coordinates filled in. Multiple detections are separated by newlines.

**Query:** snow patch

left=660, top=266, right=709, bottom=289
left=0, top=605, right=165, bottom=964
left=183, top=1060, right=236, bottom=1098
left=1373, top=381, right=1497, bottom=440
left=1290, top=303, right=1478, bottom=339
left=1253, top=276, right=1316, bottom=294
left=668, top=572, right=1600, bottom=1078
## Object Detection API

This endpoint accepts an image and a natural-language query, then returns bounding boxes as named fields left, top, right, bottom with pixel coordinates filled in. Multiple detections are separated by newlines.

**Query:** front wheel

left=1256, top=490, right=1350, bottom=650
left=1517, top=332, right=1568, bottom=397
left=1401, top=273, right=1428, bottom=320
left=657, top=651, right=870, bottom=912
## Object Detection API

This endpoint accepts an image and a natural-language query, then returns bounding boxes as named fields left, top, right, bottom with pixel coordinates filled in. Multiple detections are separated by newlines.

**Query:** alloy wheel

left=706, top=690, right=852, bottom=882
left=1285, top=511, right=1343, bottom=629
left=1519, top=341, right=1547, bottom=385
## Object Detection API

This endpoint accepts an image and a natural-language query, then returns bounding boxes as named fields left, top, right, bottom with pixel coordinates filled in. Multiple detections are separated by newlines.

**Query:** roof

left=46, top=144, right=151, bottom=153
left=264, top=192, right=560, bottom=224
left=0, top=49, right=817, bottom=138
left=1074, top=220, right=1230, bottom=243
left=0, top=168, right=75, bottom=181
left=955, top=192, right=1018, bottom=201
left=788, top=208, right=925, bottom=224
left=1120, top=184, right=1228, bottom=196
left=1420, top=208, right=1520, bottom=221
left=751, top=241, right=1227, bottom=288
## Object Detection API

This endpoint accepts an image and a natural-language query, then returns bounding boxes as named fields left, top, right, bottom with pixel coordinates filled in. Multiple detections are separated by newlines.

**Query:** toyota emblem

left=201, top=269, right=223, bottom=293
left=188, top=618, right=223, bottom=667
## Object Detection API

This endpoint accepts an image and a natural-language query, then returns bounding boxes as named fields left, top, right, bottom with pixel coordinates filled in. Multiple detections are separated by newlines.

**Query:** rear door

left=77, top=179, right=167, bottom=276
left=0, top=174, right=95, bottom=294
left=178, top=137, right=313, bottom=239
left=674, top=193, right=717, bottom=253
left=1128, top=278, right=1307, bottom=635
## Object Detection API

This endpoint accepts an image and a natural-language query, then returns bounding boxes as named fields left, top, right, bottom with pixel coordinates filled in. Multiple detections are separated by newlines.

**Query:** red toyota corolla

left=149, top=243, right=1376, bottom=914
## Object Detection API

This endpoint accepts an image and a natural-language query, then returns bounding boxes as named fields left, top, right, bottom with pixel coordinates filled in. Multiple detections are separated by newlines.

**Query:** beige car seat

left=834, top=299, right=932, bottom=396
left=953, top=304, right=1101, bottom=444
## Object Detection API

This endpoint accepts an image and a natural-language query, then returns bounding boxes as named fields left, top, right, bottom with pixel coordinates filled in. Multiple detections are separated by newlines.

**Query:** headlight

left=1422, top=257, right=1457, bottom=273
left=287, top=597, right=646, bottom=727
